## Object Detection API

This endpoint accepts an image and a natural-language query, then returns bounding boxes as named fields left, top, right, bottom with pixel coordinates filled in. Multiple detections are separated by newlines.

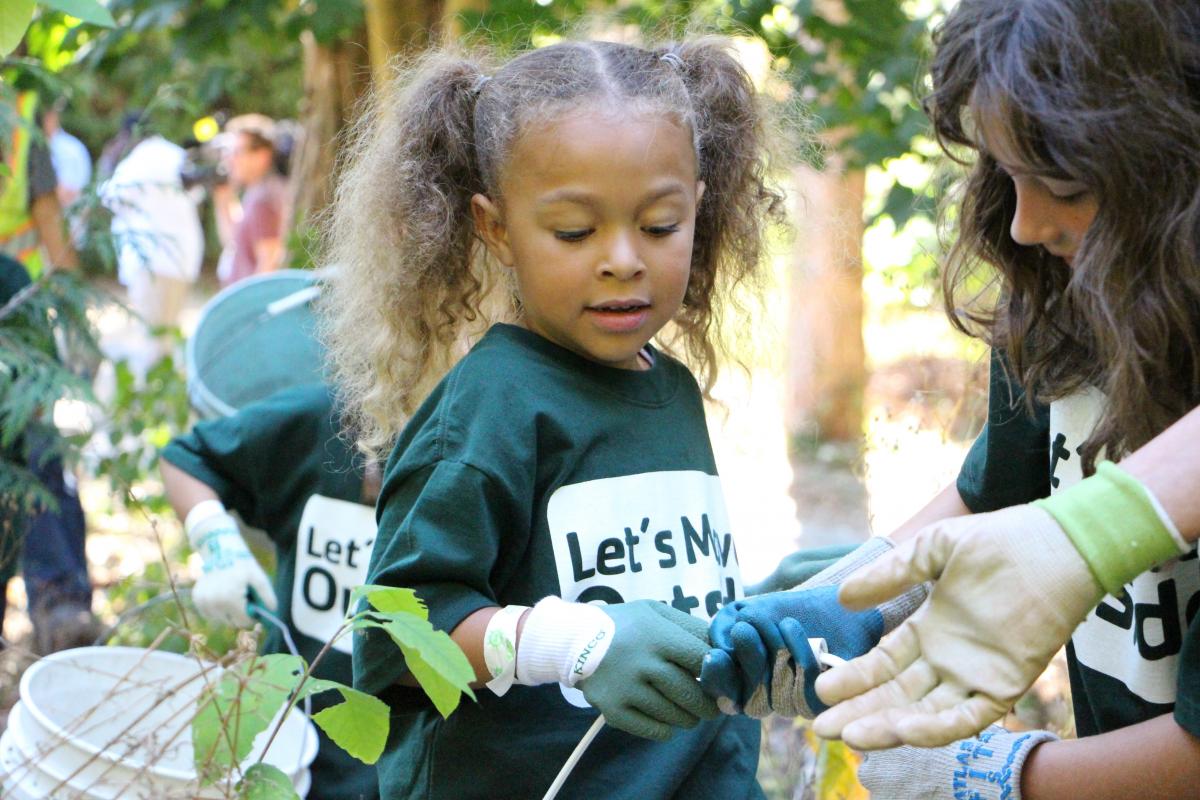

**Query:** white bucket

left=0, top=646, right=318, bottom=799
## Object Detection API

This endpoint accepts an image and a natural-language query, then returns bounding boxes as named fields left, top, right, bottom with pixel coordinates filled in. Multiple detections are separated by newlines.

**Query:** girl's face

left=472, top=108, right=703, bottom=370
left=976, top=108, right=1098, bottom=268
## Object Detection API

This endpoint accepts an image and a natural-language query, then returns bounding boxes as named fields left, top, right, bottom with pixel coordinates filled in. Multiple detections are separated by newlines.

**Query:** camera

left=180, top=139, right=229, bottom=190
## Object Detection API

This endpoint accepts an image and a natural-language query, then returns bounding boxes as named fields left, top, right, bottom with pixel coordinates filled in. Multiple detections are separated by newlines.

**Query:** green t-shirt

left=162, top=384, right=379, bottom=800
left=354, top=324, right=762, bottom=800
left=957, top=350, right=1200, bottom=739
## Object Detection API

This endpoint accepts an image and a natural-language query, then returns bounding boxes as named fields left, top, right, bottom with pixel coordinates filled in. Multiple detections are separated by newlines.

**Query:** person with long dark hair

left=704, top=2, right=1200, bottom=796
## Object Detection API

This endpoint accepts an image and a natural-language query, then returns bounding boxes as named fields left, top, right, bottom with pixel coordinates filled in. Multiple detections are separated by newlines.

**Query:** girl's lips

left=586, top=304, right=651, bottom=333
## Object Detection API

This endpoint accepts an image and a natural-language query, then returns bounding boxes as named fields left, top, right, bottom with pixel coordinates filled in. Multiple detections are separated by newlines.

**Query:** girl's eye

left=554, top=229, right=593, bottom=242
left=644, top=223, right=681, bottom=237
left=1051, top=188, right=1091, bottom=204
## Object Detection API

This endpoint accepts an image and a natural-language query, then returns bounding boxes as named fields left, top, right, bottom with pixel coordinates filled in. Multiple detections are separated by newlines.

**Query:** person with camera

left=213, top=114, right=285, bottom=287
left=99, top=131, right=204, bottom=374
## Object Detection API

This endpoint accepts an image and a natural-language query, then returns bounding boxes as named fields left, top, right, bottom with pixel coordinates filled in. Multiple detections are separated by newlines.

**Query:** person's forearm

left=889, top=482, right=972, bottom=543
left=254, top=237, right=284, bottom=273
left=1021, top=714, right=1200, bottom=799
left=30, top=193, right=77, bottom=270
left=397, top=605, right=509, bottom=688
left=212, top=186, right=239, bottom=248
left=160, top=459, right=220, bottom=521
left=1119, top=405, right=1200, bottom=542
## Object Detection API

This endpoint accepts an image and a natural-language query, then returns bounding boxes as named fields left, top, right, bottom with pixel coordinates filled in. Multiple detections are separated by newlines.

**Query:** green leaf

left=192, top=655, right=305, bottom=786
left=349, top=584, right=427, bottom=619
left=40, top=0, right=116, bottom=27
left=238, top=763, right=299, bottom=800
left=293, top=678, right=389, bottom=765
left=0, top=0, right=35, bottom=56
left=357, top=614, right=475, bottom=719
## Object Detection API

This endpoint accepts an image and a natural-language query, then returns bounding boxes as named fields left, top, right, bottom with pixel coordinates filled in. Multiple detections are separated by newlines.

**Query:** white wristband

left=515, top=596, right=615, bottom=688
left=483, top=605, right=529, bottom=697
left=185, top=499, right=231, bottom=545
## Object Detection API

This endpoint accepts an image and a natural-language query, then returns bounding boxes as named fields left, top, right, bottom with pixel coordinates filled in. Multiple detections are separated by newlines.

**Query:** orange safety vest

left=0, top=92, right=43, bottom=276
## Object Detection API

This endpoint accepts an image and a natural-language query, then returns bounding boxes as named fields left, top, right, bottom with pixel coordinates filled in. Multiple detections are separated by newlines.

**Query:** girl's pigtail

left=319, top=51, right=493, bottom=456
left=666, top=38, right=787, bottom=394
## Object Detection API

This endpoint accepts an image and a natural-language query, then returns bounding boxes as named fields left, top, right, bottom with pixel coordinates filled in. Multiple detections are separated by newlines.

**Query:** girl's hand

left=813, top=504, right=1101, bottom=749
left=578, top=601, right=718, bottom=741
left=814, top=462, right=1185, bottom=750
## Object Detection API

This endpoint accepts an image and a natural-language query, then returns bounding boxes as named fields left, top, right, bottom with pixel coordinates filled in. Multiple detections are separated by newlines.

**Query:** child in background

left=161, top=384, right=380, bottom=800
left=323, top=38, right=786, bottom=800
left=704, top=1, right=1200, bottom=797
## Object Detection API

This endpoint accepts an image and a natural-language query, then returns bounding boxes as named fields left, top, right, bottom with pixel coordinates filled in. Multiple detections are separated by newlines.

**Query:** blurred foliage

left=94, top=351, right=191, bottom=513
left=101, top=559, right=242, bottom=655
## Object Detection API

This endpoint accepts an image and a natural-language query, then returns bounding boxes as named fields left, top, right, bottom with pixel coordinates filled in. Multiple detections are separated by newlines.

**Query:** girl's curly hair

left=929, top=0, right=1200, bottom=472
left=319, top=37, right=786, bottom=456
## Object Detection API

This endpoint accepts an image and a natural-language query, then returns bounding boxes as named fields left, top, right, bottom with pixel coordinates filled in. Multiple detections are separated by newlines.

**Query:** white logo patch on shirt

left=291, top=494, right=377, bottom=653
left=1051, top=390, right=1200, bottom=704
left=547, top=470, right=744, bottom=707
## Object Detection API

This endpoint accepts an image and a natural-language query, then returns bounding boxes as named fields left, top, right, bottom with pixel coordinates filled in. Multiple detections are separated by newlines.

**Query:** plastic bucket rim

left=184, top=268, right=319, bottom=419
left=16, top=647, right=317, bottom=783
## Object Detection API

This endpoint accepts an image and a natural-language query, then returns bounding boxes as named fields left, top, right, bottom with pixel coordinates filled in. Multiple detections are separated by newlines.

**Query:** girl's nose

left=1009, top=184, right=1059, bottom=248
left=599, top=232, right=645, bottom=279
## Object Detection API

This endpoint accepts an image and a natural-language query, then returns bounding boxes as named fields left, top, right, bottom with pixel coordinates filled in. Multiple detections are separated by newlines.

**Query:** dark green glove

left=577, top=601, right=719, bottom=741
left=745, top=543, right=858, bottom=596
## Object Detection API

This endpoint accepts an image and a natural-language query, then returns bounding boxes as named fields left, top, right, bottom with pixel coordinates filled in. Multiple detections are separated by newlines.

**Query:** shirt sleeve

left=26, top=141, right=57, bottom=204
left=160, top=388, right=331, bottom=534
left=352, top=459, right=519, bottom=703
left=1173, top=603, right=1200, bottom=737
left=957, top=349, right=1052, bottom=512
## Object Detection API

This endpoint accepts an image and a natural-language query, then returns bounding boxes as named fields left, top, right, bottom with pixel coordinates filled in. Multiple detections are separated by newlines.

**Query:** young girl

left=322, top=38, right=785, bottom=799
left=705, top=1, right=1200, bottom=797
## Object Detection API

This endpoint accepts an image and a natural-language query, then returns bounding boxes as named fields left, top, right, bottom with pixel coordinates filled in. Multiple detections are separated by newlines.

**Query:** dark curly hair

left=928, top=0, right=1200, bottom=472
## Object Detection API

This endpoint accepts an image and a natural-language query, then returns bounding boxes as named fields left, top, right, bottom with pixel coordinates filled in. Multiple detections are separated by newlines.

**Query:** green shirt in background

left=162, top=384, right=379, bottom=800
left=956, top=349, right=1200, bottom=740
left=355, top=324, right=762, bottom=800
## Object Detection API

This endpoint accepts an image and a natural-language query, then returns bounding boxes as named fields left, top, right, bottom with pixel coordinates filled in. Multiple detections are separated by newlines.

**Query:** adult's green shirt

left=957, top=350, right=1200, bottom=739
left=162, top=384, right=379, bottom=800
left=355, top=324, right=762, bottom=800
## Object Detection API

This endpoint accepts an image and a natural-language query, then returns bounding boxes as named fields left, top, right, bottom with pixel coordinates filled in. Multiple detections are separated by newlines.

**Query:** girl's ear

left=695, top=180, right=706, bottom=211
left=471, top=193, right=514, bottom=266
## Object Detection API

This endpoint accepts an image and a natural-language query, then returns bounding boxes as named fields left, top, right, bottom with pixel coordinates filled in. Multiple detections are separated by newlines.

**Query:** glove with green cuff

left=187, top=499, right=278, bottom=628
left=516, top=597, right=718, bottom=741
left=813, top=461, right=1187, bottom=750
left=857, top=725, right=1057, bottom=799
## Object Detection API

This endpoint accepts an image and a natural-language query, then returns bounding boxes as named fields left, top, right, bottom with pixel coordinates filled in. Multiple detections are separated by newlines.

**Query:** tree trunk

left=785, top=157, right=866, bottom=445
left=363, top=0, right=446, bottom=83
left=287, top=31, right=370, bottom=234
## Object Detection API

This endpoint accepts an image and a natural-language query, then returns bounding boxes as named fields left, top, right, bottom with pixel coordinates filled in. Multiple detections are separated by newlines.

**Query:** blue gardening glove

left=857, top=725, right=1057, bottom=799
left=745, top=543, right=857, bottom=596
left=702, top=538, right=926, bottom=718
left=703, top=586, right=884, bottom=718
left=578, top=601, right=719, bottom=741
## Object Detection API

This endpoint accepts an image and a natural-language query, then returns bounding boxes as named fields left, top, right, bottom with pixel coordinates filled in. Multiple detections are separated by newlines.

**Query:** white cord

left=542, top=714, right=606, bottom=800
left=540, top=639, right=843, bottom=799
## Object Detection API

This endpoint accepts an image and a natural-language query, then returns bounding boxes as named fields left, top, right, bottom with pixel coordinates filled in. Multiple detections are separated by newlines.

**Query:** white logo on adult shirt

left=292, top=494, right=377, bottom=654
left=1052, top=390, right=1200, bottom=704
left=546, top=470, right=743, bottom=706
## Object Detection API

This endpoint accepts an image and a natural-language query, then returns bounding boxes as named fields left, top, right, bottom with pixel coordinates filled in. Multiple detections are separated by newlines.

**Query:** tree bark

left=785, top=157, right=867, bottom=445
left=363, top=0, right=446, bottom=83
left=287, top=30, right=370, bottom=232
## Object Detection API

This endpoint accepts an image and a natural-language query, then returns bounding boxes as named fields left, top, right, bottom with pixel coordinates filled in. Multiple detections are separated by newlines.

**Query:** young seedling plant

left=191, top=585, right=475, bottom=800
